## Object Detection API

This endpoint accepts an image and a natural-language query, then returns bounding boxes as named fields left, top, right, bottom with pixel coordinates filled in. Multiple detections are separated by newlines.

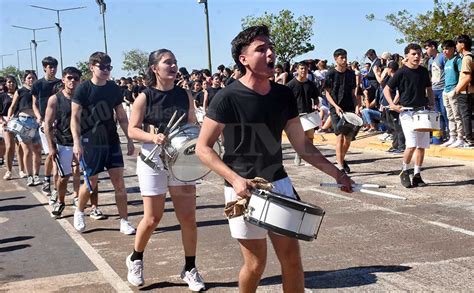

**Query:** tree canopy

left=0, top=66, right=24, bottom=81
left=242, top=9, right=315, bottom=64
left=122, top=49, right=148, bottom=76
left=76, top=61, right=92, bottom=80
left=366, top=0, right=473, bottom=44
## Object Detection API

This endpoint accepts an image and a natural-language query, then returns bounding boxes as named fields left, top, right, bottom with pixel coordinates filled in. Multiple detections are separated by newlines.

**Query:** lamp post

left=0, top=54, right=14, bottom=70
left=197, top=0, right=212, bottom=72
left=95, top=0, right=108, bottom=54
left=30, top=5, right=87, bottom=72
left=17, top=40, right=46, bottom=71
left=12, top=25, right=55, bottom=73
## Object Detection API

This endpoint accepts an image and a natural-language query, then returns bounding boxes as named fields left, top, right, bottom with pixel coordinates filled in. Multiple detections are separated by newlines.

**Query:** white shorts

left=55, top=144, right=74, bottom=176
left=39, top=126, right=50, bottom=154
left=225, top=176, right=296, bottom=239
left=400, top=111, right=430, bottom=149
left=137, top=143, right=195, bottom=196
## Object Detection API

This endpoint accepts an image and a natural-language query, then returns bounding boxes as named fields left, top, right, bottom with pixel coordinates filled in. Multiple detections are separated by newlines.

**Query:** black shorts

left=81, top=140, right=124, bottom=176
left=330, top=110, right=358, bottom=139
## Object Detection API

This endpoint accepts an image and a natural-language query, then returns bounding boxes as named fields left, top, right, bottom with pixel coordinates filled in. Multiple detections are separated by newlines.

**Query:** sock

left=414, top=165, right=421, bottom=174
left=402, top=163, right=408, bottom=171
left=131, top=249, right=144, bottom=261
left=184, top=256, right=196, bottom=272
left=44, top=176, right=51, bottom=182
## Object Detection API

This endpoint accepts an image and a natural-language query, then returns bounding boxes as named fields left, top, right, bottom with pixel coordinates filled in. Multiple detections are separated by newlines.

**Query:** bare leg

left=403, top=147, right=416, bottom=165
left=77, top=174, right=98, bottom=212
left=107, top=167, right=128, bottom=219
left=21, top=142, right=33, bottom=175
left=237, top=239, right=267, bottom=293
left=134, top=195, right=165, bottom=252
left=269, top=232, right=305, bottom=293
left=4, top=132, right=15, bottom=172
left=33, top=144, right=42, bottom=175
left=414, top=148, right=425, bottom=166
left=170, top=185, right=197, bottom=256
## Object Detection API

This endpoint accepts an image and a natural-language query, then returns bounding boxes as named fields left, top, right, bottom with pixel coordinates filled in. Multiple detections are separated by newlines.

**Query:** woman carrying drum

left=1, top=76, right=27, bottom=180
left=125, top=49, right=205, bottom=291
left=7, top=71, right=42, bottom=186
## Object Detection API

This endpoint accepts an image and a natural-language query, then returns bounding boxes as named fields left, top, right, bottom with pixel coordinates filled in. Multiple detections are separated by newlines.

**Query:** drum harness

left=139, top=111, right=186, bottom=172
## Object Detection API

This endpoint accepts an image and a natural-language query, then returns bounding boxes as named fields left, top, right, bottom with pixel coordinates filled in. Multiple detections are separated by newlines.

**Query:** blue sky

left=1, top=0, right=441, bottom=78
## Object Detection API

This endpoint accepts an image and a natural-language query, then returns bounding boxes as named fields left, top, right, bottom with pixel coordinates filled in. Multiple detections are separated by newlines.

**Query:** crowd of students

left=0, top=28, right=472, bottom=291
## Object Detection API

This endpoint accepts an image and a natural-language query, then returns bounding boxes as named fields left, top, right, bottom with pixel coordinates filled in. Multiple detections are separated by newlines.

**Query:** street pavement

left=1, top=133, right=473, bottom=292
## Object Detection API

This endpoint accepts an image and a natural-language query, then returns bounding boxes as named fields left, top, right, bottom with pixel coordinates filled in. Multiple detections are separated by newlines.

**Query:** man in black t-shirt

left=32, top=56, right=62, bottom=195
left=324, top=48, right=358, bottom=173
left=196, top=25, right=352, bottom=293
left=71, top=52, right=135, bottom=234
left=287, top=61, right=320, bottom=165
left=384, top=43, right=433, bottom=188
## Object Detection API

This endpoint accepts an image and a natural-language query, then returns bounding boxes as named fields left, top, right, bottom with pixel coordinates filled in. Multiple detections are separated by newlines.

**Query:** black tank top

left=55, top=91, right=74, bottom=146
left=17, top=87, right=33, bottom=113
left=142, top=86, right=189, bottom=133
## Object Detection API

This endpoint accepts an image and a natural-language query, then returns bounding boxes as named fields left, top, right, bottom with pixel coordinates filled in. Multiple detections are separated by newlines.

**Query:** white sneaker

left=74, top=209, right=86, bottom=232
left=3, top=171, right=12, bottom=180
left=441, top=137, right=456, bottom=147
left=448, top=139, right=465, bottom=148
left=19, top=171, right=28, bottom=178
left=126, top=253, right=144, bottom=286
left=378, top=133, right=390, bottom=141
left=180, top=267, right=206, bottom=291
left=120, top=219, right=136, bottom=235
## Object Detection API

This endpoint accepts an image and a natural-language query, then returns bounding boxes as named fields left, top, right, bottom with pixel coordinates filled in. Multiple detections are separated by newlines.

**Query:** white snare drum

left=299, top=112, right=321, bottom=131
left=6, top=118, right=37, bottom=140
left=163, top=124, right=220, bottom=182
left=244, top=189, right=325, bottom=241
left=412, top=110, right=440, bottom=132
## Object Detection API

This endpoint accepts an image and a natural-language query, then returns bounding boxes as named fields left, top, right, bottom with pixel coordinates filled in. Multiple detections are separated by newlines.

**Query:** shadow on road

left=0, top=196, right=26, bottom=202
left=155, top=219, right=228, bottom=234
left=0, top=236, right=34, bottom=244
left=427, top=179, right=474, bottom=187
left=0, top=203, right=46, bottom=212
left=0, top=244, right=31, bottom=253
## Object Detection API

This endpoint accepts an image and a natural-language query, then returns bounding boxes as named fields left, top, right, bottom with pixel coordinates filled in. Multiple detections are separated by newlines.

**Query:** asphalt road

left=1, top=141, right=473, bottom=292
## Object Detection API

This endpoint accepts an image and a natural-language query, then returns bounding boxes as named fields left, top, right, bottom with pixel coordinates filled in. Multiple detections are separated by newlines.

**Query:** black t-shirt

left=72, top=80, right=122, bottom=145
left=17, top=87, right=34, bottom=114
left=206, top=80, right=299, bottom=184
left=0, top=93, right=12, bottom=116
left=55, top=91, right=74, bottom=146
left=324, top=69, right=356, bottom=112
left=225, top=77, right=236, bottom=86
left=31, top=78, right=61, bottom=118
left=193, top=91, right=204, bottom=107
left=386, top=66, right=431, bottom=108
left=206, top=87, right=221, bottom=106
left=286, top=78, right=319, bottom=114
left=123, top=89, right=134, bottom=104
left=142, top=86, right=189, bottom=133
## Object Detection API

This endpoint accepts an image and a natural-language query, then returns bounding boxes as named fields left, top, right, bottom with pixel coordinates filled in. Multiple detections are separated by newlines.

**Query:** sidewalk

left=283, top=131, right=474, bottom=161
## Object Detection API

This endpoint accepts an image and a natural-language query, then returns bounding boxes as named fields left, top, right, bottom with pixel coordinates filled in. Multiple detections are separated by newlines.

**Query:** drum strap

left=139, top=152, right=166, bottom=172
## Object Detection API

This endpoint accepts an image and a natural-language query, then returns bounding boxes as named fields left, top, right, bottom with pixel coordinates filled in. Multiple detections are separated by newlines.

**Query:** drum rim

left=253, top=189, right=325, bottom=216
left=245, top=217, right=317, bottom=241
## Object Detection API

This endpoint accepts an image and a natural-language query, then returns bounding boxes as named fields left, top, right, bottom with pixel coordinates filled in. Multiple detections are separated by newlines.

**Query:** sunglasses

left=95, top=64, right=113, bottom=71
left=66, top=75, right=80, bottom=81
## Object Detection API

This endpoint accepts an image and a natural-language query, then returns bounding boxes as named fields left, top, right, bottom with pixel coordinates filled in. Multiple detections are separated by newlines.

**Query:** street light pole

left=30, top=5, right=86, bottom=72
left=95, top=0, right=108, bottom=54
left=0, top=54, right=14, bottom=70
left=17, top=40, right=46, bottom=71
left=197, top=0, right=212, bottom=72
left=12, top=25, right=55, bottom=74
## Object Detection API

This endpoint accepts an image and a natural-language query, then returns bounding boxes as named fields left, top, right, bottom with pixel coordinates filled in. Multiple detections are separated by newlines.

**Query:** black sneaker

left=51, top=202, right=65, bottom=218
left=42, top=181, right=51, bottom=195
left=399, top=170, right=412, bottom=188
left=412, top=173, right=427, bottom=187
left=386, top=147, right=397, bottom=153
left=343, top=160, right=351, bottom=173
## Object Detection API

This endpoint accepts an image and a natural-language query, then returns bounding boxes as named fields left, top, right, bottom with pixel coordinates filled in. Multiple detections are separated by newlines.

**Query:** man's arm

left=284, top=117, right=353, bottom=192
left=324, top=88, right=342, bottom=114
left=71, top=102, right=83, bottom=160
left=44, top=95, right=58, bottom=156
left=115, top=103, right=134, bottom=156
left=32, top=94, right=42, bottom=123
left=196, top=117, right=254, bottom=197
left=426, top=87, right=434, bottom=108
left=383, top=85, right=401, bottom=112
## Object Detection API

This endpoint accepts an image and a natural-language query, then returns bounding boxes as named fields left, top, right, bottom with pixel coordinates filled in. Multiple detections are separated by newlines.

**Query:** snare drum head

left=342, top=112, right=363, bottom=126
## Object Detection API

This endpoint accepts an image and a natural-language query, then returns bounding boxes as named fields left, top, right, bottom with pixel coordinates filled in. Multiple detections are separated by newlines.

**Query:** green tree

left=0, top=66, right=24, bottom=81
left=122, top=49, right=148, bottom=76
left=242, top=9, right=315, bottom=64
left=76, top=61, right=92, bottom=80
left=366, top=0, right=473, bottom=44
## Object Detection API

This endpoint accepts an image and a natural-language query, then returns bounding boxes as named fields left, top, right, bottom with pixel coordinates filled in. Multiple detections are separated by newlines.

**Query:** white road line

left=308, top=187, right=353, bottom=200
left=359, top=188, right=407, bottom=200
left=16, top=182, right=132, bottom=292
left=423, top=220, right=474, bottom=236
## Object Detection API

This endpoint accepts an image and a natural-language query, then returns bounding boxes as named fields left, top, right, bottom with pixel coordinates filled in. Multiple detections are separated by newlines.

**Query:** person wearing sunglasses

left=71, top=52, right=135, bottom=235
left=43, top=67, right=83, bottom=218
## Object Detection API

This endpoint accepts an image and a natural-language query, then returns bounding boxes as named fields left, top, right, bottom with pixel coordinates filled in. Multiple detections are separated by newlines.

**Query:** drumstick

left=145, top=111, right=178, bottom=162
left=168, top=113, right=186, bottom=134
left=319, top=183, right=395, bottom=188
left=79, top=158, right=93, bottom=193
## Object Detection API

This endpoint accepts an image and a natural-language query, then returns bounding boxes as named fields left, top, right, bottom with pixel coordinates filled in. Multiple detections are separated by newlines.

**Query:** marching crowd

left=0, top=26, right=472, bottom=292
